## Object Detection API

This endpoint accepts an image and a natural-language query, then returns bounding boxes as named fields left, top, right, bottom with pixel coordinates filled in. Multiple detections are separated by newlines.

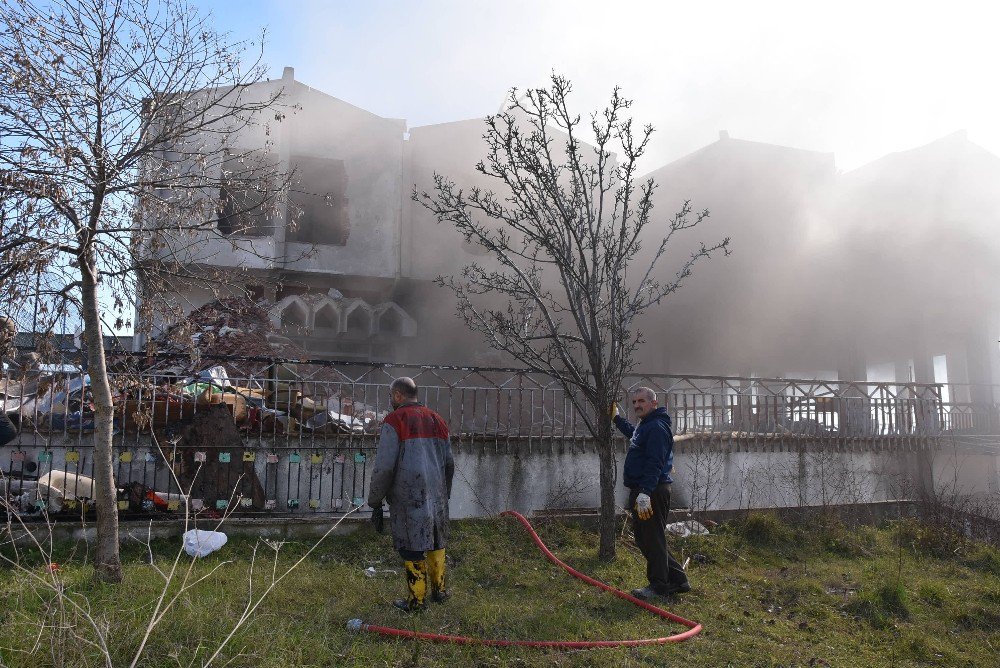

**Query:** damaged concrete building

left=137, top=67, right=1000, bottom=397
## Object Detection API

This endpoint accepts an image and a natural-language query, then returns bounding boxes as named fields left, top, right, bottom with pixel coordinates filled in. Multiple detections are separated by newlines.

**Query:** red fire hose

left=346, top=510, right=702, bottom=648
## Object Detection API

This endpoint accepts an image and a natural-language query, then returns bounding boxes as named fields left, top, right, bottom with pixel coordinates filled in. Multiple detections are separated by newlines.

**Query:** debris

left=149, top=297, right=308, bottom=376
left=665, top=520, right=710, bottom=537
left=182, top=529, right=228, bottom=557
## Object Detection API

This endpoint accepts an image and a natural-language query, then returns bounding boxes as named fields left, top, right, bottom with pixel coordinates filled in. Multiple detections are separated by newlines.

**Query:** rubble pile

left=135, top=298, right=385, bottom=434
left=150, top=297, right=308, bottom=376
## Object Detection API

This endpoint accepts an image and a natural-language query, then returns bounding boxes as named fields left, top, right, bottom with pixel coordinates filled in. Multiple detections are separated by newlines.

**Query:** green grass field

left=1, top=512, right=998, bottom=667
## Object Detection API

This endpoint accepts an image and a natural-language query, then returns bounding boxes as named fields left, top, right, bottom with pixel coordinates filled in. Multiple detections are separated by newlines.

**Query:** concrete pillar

left=894, top=360, right=913, bottom=384
left=837, top=354, right=870, bottom=437
left=909, top=351, right=938, bottom=497
left=893, top=360, right=915, bottom=435
left=910, top=352, right=940, bottom=436
left=964, top=318, right=1000, bottom=433
left=733, top=373, right=753, bottom=432
left=911, top=354, right=934, bottom=385
left=945, top=345, right=971, bottom=404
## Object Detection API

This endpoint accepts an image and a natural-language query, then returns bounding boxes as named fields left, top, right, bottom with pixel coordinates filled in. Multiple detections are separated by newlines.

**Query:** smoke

left=632, top=131, right=1000, bottom=381
left=405, top=125, right=1000, bottom=383
left=187, top=75, right=1000, bottom=388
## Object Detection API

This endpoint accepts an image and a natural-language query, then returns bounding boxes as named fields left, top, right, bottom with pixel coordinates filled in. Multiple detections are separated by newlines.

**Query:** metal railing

left=3, top=358, right=999, bottom=519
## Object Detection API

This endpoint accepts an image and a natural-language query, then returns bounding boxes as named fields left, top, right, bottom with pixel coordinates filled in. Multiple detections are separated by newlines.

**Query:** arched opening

left=345, top=308, right=371, bottom=337
left=314, top=304, right=339, bottom=331
left=280, top=301, right=308, bottom=328
left=379, top=308, right=403, bottom=335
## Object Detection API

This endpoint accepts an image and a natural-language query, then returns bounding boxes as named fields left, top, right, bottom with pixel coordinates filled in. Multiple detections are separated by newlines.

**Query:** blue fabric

left=615, top=407, right=674, bottom=494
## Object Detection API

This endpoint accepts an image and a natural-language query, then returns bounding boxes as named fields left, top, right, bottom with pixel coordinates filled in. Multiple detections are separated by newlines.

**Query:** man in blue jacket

left=614, top=386, right=690, bottom=600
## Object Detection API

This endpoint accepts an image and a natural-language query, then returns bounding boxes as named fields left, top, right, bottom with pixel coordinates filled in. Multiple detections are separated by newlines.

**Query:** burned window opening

left=217, top=152, right=274, bottom=237
left=287, top=156, right=350, bottom=245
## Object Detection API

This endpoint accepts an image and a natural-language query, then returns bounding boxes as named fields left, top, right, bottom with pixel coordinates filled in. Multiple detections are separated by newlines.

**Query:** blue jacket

left=615, top=407, right=674, bottom=494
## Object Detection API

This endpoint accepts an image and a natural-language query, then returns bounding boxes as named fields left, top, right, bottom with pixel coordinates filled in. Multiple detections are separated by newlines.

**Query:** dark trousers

left=0, top=412, right=16, bottom=448
left=629, top=483, right=688, bottom=594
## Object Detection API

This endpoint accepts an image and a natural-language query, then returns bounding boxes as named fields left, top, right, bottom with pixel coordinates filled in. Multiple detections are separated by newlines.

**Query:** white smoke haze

left=262, top=0, right=1000, bottom=173
left=119, top=0, right=1000, bottom=385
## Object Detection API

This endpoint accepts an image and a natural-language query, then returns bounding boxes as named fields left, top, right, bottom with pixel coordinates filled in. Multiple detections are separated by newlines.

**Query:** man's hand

left=634, top=493, right=653, bottom=520
left=370, top=504, right=385, bottom=534
left=610, top=402, right=620, bottom=419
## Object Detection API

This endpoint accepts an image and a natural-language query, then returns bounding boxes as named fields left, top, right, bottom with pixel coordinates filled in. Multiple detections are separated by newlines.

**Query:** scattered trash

left=196, top=365, right=233, bottom=388
left=665, top=520, right=710, bottom=537
left=182, top=529, right=228, bottom=557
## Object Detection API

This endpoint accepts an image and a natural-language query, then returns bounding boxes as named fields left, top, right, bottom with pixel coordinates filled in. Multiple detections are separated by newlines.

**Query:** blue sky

left=203, top=0, right=1000, bottom=172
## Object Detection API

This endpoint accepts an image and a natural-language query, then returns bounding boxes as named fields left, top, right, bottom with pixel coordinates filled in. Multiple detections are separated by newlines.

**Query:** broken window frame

left=285, top=155, right=350, bottom=246
left=217, top=150, right=276, bottom=238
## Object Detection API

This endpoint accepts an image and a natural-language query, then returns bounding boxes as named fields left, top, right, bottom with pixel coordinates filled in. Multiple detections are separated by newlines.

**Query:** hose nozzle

left=346, top=618, right=364, bottom=633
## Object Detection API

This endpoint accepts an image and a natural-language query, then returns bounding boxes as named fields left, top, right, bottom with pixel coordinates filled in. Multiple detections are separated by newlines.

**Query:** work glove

left=610, top=402, right=620, bottom=419
left=634, top=493, right=653, bottom=521
left=370, top=504, right=385, bottom=534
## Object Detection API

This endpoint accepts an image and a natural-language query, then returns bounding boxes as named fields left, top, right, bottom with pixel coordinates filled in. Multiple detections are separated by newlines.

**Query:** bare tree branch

left=0, top=0, right=300, bottom=582
left=415, top=74, right=730, bottom=560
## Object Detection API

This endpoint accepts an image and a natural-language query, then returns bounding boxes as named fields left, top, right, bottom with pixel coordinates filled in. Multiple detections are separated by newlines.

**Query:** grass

left=1, top=513, right=999, bottom=667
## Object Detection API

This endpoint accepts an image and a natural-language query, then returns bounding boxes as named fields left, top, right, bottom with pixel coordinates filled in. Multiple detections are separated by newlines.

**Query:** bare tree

left=683, top=445, right=726, bottom=514
left=0, top=0, right=296, bottom=581
left=415, top=74, right=730, bottom=559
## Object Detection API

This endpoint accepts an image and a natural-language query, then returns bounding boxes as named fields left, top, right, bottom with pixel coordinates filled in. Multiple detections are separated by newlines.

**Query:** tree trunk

left=596, top=415, right=617, bottom=560
left=80, top=256, right=122, bottom=582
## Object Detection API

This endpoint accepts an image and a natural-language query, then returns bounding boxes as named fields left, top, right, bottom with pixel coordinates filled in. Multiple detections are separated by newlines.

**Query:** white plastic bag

left=665, top=520, right=710, bottom=538
left=196, top=365, right=232, bottom=388
left=182, top=529, right=228, bottom=557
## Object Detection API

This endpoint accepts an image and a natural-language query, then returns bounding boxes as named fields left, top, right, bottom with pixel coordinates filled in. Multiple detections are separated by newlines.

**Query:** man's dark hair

left=390, top=376, right=419, bottom=399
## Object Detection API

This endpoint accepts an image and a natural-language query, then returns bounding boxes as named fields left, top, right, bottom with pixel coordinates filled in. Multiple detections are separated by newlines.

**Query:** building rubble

left=1, top=297, right=389, bottom=461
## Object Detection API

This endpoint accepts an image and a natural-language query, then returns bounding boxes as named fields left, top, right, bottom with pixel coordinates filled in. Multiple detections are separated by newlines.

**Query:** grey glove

left=370, top=504, right=385, bottom=534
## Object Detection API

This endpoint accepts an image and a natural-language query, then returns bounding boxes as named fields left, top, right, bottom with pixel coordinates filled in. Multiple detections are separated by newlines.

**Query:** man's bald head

left=390, top=377, right=418, bottom=408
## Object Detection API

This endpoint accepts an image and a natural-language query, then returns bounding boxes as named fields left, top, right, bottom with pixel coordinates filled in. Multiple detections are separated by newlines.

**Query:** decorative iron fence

left=2, top=356, right=998, bottom=519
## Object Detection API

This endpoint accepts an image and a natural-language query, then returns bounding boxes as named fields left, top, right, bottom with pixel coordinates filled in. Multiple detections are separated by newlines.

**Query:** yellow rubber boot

left=426, top=549, right=449, bottom=603
left=394, top=560, right=427, bottom=611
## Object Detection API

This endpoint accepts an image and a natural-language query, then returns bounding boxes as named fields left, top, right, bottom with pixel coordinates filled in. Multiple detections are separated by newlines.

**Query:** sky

left=206, top=0, right=1000, bottom=172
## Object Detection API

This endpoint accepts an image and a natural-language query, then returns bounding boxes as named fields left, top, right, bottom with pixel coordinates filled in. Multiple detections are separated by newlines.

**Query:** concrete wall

left=140, top=72, right=408, bottom=332
left=4, top=434, right=997, bottom=520
left=280, top=84, right=405, bottom=279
